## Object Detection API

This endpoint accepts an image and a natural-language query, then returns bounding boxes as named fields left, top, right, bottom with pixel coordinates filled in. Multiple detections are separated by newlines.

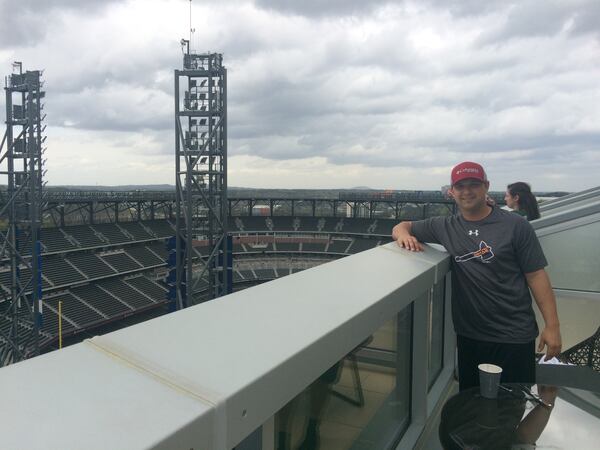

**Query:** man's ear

left=484, top=181, right=490, bottom=192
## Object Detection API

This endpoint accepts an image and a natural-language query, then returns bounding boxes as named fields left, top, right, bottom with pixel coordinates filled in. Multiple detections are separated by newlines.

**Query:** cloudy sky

left=1, top=0, right=599, bottom=191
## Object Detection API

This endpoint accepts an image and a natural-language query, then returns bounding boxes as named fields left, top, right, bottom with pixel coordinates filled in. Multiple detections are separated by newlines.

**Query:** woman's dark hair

left=508, top=182, right=540, bottom=221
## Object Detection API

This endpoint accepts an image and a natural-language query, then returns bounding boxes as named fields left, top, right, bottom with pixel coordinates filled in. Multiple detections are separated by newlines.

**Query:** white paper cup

left=478, top=363, right=502, bottom=399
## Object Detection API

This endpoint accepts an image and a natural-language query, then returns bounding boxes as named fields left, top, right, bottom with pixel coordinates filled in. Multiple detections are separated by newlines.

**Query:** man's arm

left=392, top=221, right=424, bottom=252
left=525, top=269, right=562, bottom=360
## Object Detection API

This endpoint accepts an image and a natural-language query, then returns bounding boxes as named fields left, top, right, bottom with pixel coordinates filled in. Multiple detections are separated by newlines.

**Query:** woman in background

left=505, top=182, right=541, bottom=221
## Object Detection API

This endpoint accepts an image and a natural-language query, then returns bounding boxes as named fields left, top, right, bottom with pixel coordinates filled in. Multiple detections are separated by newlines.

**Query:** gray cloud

left=0, top=0, right=123, bottom=48
left=477, top=0, right=600, bottom=44
left=422, top=0, right=513, bottom=17
left=1, top=0, right=599, bottom=190
left=254, top=0, right=393, bottom=17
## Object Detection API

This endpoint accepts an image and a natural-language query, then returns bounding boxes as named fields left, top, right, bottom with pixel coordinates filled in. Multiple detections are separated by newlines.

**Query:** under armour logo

left=468, top=230, right=479, bottom=236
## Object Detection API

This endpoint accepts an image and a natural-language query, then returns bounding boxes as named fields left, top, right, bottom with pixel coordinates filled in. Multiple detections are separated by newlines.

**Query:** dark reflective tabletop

left=439, top=383, right=600, bottom=450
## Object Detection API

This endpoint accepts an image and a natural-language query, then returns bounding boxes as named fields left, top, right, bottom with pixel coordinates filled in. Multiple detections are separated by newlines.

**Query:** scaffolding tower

left=0, top=63, right=46, bottom=366
left=173, top=46, right=229, bottom=307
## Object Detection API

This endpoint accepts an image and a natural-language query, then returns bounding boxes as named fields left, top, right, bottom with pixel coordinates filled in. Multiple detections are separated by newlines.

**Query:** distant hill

left=45, top=185, right=175, bottom=192
left=6, top=185, right=570, bottom=199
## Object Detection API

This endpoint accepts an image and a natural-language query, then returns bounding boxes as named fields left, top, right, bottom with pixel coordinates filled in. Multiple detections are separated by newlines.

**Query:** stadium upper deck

left=3, top=189, right=451, bottom=359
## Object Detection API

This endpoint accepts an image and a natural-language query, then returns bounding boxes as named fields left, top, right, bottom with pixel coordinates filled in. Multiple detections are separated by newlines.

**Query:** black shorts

left=457, top=335, right=535, bottom=391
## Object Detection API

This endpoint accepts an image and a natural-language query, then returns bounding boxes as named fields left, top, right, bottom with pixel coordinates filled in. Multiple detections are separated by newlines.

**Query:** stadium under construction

left=0, top=188, right=468, bottom=361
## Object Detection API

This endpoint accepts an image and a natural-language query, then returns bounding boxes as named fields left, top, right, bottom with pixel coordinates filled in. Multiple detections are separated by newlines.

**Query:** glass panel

left=540, top=196, right=600, bottom=216
left=428, top=278, right=445, bottom=389
left=539, top=220, right=600, bottom=292
left=534, top=291, right=600, bottom=350
left=274, top=304, right=413, bottom=450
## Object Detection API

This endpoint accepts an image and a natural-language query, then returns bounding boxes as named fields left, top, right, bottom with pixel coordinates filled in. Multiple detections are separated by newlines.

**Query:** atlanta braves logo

left=455, top=240, right=494, bottom=263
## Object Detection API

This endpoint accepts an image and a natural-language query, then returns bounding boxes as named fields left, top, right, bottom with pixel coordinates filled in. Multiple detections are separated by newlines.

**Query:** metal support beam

left=0, top=64, right=45, bottom=366
left=174, top=49, right=229, bottom=306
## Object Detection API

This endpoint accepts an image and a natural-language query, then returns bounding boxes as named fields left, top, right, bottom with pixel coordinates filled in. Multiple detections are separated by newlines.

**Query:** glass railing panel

left=543, top=291, right=600, bottom=349
left=274, top=304, right=413, bottom=450
left=539, top=186, right=600, bottom=212
left=539, top=220, right=600, bottom=292
left=539, top=197, right=600, bottom=218
left=428, top=277, right=446, bottom=389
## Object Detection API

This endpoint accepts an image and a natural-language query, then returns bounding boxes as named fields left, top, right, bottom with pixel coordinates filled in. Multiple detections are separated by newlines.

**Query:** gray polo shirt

left=411, top=207, right=547, bottom=343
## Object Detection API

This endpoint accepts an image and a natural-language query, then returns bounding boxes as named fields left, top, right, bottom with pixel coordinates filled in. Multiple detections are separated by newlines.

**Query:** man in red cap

left=392, top=162, right=561, bottom=390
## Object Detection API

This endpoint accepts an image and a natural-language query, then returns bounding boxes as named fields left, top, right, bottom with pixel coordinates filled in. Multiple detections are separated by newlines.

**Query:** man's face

left=450, top=178, right=489, bottom=212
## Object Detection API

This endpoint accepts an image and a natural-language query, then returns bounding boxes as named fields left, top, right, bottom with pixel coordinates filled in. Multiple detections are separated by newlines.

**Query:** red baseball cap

left=451, top=161, right=487, bottom=185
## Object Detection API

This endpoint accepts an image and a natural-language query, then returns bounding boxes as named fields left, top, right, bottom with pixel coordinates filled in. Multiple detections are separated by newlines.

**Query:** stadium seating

left=41, top=296, right=76, bottom=335
left=301, top=242, right=326, bottom=253
left=71, top=284, right=132, bottom=317
left=101, top=252, right=143, bottom=273
left=125, top=276, right=168, bottom=300
left=327, top=240, right=352, bottom=254
left=1, top=212, right=391, bottom=359
left=41, top=228, right=76, bottom=253
left=245, top=242, right=274, bottom=252
left=238, top=269, right=256, bottom=281
left=275, top=242, right=299, bottom=252
left=126, top=245, right=165, bottom=267
left=232, top=270, right=245, bottom=282
left=254, top=268, right=276, bottom=280
left=15, top=232, right=32, bottom=256
left=321, top=217, right=344, bottom=233
left=0, top=271, right=10, bottom=294
left=65, top=225, right=106, bottom=248
left=20, top=266, right=52, bottom=289
left=43, top=257, right=87, bottom=287
left=242, top=217, right=269, bottom=232
left=145, top=243, right=168, bottom=261
left=271, top=217, right=294, bottom=231
left=97, top=278, right=157, bottom=309
left=46, top=292, right=105, bottom=329
left=276, top=267, right=292, bottom=277
left=67, top=252, right=115, bottom=279
left=117, top=222, right=154, bottom=241
left=342, top=218, right=371, bottom=234
left=231, top=239, right=246, bottom=253
left=373, top=219, right=395, bottom=236
left=230, top=217, right=245, bottom=232
left=297, top=217, right=320, bottom=232
left=142, top=220, right=175, bottom=238
left=347, top=238, right=379, bottom=254
left=0, top=266, right=52, bottom=292
left=0, top=311, right=45, bottom=351
left=92, top=223, right=132, bottom=245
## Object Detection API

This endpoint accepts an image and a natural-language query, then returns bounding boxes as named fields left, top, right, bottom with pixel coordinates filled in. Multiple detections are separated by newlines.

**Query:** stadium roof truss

left=42, top=197, right=174, bottom=227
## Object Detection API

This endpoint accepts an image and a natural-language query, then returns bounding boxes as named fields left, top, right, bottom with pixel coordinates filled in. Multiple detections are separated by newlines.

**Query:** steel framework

left=174, top=48, right=229, bottom=307
left=0, top=63, right=46, bottom=366
left=561, top=326, right=600, bottom=372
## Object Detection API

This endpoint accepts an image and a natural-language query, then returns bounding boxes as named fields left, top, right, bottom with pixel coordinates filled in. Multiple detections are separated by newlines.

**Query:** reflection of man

left=392, top=162, right=562, bottom=390
left=439, top=385, right=558, bottom=450
left=277, top=362, right=342, bottom=450
left=514, top=385, right=558, bottom=446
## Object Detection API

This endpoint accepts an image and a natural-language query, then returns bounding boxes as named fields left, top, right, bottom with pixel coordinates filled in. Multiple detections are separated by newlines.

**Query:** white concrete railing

left=0, top=243, right=453, bottom=450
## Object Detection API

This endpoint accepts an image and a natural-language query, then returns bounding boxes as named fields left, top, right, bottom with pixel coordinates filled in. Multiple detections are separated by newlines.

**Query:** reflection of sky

left=528, top=389, right=600, bottom=448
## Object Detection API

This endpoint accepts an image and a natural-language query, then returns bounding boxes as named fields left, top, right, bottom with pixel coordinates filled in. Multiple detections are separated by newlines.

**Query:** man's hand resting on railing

left=392, top=222, right=424, bottom=252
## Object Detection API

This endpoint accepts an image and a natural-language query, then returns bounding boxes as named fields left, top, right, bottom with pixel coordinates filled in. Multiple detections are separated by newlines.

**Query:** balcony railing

left=0, top=242, right=454, bottom=450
